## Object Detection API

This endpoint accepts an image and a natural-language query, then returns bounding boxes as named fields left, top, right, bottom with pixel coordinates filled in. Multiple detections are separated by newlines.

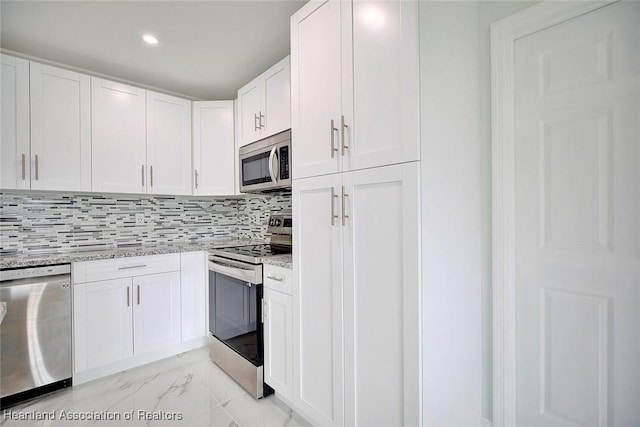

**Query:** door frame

left=490, top=1, right=616, bottom=426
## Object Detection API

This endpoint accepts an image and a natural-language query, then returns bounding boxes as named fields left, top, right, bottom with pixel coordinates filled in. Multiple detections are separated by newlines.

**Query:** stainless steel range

left=207, top=212, right=291, bottom=398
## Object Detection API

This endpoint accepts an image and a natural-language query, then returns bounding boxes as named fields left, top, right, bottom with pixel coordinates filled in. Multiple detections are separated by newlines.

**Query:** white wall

left=419, top=1, right=537, bottom=425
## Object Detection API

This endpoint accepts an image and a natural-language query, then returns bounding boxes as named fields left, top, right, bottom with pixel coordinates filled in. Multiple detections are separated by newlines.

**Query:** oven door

left=239, top=132, right=291, bottom=193
left=208, top=257, right=264, bottom=366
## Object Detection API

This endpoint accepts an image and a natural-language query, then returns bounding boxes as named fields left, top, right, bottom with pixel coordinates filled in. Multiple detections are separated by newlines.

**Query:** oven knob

left=275, top=219, right=281, bottom=226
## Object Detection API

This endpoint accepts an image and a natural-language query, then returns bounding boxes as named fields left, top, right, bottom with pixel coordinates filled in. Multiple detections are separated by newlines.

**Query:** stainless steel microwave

left=239, top=130, right=291, bottom=193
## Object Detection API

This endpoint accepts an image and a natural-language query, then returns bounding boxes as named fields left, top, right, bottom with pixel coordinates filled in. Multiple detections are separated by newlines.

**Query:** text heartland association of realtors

left=2, top=409, right=183, bottom=421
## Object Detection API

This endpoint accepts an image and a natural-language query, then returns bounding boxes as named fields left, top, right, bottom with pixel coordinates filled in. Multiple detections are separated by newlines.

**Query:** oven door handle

left=208, top=256, right=262, bottom=285
left=268, top=146, right=278, bottom=183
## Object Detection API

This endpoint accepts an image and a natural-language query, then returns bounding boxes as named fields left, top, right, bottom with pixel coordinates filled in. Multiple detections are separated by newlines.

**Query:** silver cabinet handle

left=261, top=299, right=266, bottom=324
left=267, top=275, right=284, bottom=282
left=259, top=111, right=265, bottom=129
left=127, top=286, right=130, bottom=307
left=150, top=165, right=153, bottom=187
left=21, top=153, right=26, bottom=180
left=141, top=165, right=145, bottom=187
left=330, top=119, right=339, bottom=158
left=137, top=285, right=140, bottom=305
left=118, top=264, right=147, bottom=270
left=34, top=155, right=39, bottom=180
left=254, top=113, right=259, bottom=131
left=342, top=186, right=349, bottom=226
left=331, top=187, right=339, bottom=225
left=341, top=115, right=349, bottom=156
left=195, top=170, right=199, bottom=190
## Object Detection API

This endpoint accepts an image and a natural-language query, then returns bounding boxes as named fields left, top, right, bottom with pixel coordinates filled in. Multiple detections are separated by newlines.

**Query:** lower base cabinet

left=73, top=252, right=206, bottom=381
left=263, top=264, right=294, bottom=402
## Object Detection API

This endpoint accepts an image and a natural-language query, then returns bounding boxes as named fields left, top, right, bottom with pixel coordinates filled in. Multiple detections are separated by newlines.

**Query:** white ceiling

left=0, top=1, right=306, bottom=100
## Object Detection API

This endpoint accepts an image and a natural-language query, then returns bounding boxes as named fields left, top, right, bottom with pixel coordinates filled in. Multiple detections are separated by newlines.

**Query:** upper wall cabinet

left=1, top=56, right=91, bottom=192
left=237, top=56, right=291, bottom=147
left=92, top=78, right=192, bottom=195
left=291, top=0, right=419, bottom=179
left=1, top=54, right=30, bottom=190
left=30, top=63, right=91, bottom=191
left=91, top=78, right=147, bottom=194
left=192, top=101, right=236, bottom=196
left=146, top=91, right=192, bottom=195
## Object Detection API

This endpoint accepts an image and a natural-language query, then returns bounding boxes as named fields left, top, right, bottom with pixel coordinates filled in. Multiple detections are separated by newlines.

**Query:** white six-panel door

left=514, top=2, right=639, bottom=426
left=30, top=63, right=91, bottom=191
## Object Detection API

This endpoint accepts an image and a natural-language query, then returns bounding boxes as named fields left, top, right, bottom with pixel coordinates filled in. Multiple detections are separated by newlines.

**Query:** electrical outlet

left=135, top=213, right=145, bottom=225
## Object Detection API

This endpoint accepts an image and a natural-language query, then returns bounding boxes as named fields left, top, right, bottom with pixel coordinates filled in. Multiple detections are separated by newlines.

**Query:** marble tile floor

left=1, top=347, right=307, bottom=427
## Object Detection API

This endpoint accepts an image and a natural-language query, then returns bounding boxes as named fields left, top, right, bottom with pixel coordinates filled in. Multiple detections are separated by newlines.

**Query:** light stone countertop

left=260, top=253, right=292, bottom=269
left=0, top=239, right=267, bottom=270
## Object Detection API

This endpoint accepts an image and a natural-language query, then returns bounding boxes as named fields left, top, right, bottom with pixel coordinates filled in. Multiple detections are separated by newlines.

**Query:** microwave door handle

left=268, top=146, right=278, bottom=183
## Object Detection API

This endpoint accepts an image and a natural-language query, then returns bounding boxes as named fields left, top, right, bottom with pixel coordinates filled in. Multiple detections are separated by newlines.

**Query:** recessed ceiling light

left=143, top=34, right=158, bottom=45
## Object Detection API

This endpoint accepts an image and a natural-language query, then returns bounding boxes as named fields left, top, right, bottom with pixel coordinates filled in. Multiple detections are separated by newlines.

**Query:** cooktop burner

left=209, top=244, right=290, bottom=265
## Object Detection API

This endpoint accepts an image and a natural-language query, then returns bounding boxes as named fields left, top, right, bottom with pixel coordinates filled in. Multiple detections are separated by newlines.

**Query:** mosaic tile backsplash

left=0, top=191, right=291, bottom=256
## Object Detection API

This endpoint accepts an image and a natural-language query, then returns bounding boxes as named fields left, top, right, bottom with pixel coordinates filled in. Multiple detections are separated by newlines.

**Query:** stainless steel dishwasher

left=0, top=264, right=72, bottom=408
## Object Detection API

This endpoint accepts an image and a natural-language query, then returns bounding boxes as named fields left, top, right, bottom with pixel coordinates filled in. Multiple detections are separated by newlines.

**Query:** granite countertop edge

left=260, top=254, right=292, bottom=269
left=0, top=239, right=268, bottom=270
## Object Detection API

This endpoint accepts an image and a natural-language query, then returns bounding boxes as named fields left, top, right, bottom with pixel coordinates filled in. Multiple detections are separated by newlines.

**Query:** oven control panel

left=267, top=213, right=292, bottom=236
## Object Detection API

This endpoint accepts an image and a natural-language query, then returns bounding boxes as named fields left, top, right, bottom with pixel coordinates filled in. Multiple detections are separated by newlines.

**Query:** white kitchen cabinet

left=342, top=162, right=420, bottom=427
left=1, top=54, right=30, bottom=190
left=180, top=251, right=207, bottom=342
left=291, top=0, right=419, bottom=179
left=73, top=254, right=185, bottom=379
left=263, top=264, right=294, bottom=402
left=73, top=278, right=134, bottom=371
left=291, top=0, right=351, bottom=178
left=292, top=162, right=420, bottom=427
left=292, top=173, right=344, bottom=427
left=192, top=101, right=236, bottom=195
left=132, top=271, right=181, bottom=354
left=146, top=91, right=191, bottom=195
left=237, top=56, right=290, bottom=147
left=30, top=63, right=91, bottom=191
left=91, top=78, right=146, bottom=193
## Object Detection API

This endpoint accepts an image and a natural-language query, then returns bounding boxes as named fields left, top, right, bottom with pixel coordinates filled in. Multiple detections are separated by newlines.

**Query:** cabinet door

left=91, top=78, right=146, bottom=193
left=349, top=1, right=419, bottom=171
left=293, top=173, right=344, bottom=426
left=237, top=79, right=262, bottom=147
left=146, top=91, right=192, bottom=195
left=1, top=55, right=30, bottom=190
left=262, top=56, right=291, bottom=138
left=180, top=251, right=207, bottom=342
left=132, top=271, right=181, bottom=355
left=73, top=279, right=133, bottom=372
left=30, top=63, right=91, bottom=191
left=264, top=287, right=293, bottom=402
left=291, top=0, right=351, bottom=179
left=342, top=162, right=420, bottom=427
left=192, top=101, right=235, bottom=195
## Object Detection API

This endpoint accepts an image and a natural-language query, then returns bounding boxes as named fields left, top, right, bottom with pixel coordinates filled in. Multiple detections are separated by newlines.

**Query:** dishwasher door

left=0, top=265, right=72, bottom=404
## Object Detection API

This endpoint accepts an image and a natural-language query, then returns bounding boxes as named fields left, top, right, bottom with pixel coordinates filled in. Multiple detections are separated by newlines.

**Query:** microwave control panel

left=279, top=146, right=289, bottom=180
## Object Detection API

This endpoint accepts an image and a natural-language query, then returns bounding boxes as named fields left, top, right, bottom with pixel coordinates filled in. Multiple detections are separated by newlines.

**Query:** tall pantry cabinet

left=291, top=1, right=421, bottom=426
